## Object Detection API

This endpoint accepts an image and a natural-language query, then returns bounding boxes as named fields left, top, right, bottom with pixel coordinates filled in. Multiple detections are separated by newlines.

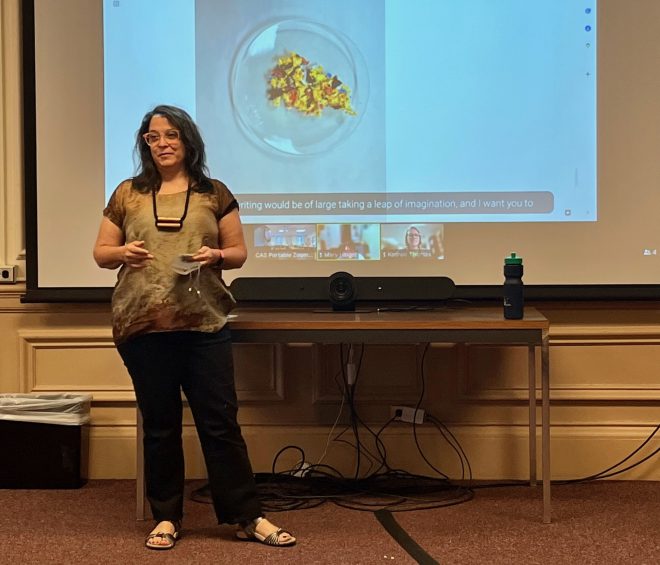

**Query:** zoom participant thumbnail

left=380, top=223, right=445, bottom=260
left=251, top=224, right=317, bottom=260
left=318, top=223, right=381, bottom=261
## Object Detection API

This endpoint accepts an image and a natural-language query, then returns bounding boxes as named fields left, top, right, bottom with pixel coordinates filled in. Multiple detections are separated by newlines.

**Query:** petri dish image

left=230, top=18, right=369, bottom=156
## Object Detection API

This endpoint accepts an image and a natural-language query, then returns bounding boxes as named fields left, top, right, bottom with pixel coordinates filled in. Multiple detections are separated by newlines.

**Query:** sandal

left=145, top=520, right=181, bottom=550
left=236, top=517, right=296, bottom=547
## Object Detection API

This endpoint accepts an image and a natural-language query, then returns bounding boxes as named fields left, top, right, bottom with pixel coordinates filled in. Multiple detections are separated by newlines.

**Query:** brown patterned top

left=104, top=179, right=238, bottom=344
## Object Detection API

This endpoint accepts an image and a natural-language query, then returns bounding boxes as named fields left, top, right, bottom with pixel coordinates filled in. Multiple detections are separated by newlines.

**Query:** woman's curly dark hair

left=132, top=105, right=213, bottom=193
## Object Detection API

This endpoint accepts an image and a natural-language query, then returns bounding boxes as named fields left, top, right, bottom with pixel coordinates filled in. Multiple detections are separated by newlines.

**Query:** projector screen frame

left=20, top=0, right=660, bottom=304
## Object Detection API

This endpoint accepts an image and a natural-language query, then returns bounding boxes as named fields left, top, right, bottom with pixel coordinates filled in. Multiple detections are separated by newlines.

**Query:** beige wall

left=1, top=1, right=658, bottom=482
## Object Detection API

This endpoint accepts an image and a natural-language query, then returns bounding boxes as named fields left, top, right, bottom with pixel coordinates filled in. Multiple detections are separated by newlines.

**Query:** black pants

left=118, top=327, right=262, bottom=524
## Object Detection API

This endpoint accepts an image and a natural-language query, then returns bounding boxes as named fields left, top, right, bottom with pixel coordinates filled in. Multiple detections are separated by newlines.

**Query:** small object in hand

left=171, top=256, right=201, bottom=276
left=181, top=253, right=196, bottom=262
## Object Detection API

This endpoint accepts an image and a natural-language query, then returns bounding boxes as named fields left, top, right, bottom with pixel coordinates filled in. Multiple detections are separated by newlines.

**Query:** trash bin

left=0, top=393, right=92, bottom=488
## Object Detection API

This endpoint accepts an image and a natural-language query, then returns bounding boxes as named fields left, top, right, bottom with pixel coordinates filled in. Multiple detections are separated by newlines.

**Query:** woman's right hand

left=123, top=240, right=153, bottom=268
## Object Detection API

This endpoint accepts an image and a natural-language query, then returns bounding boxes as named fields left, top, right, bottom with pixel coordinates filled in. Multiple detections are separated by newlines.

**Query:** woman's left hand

left=192, top=246, right=223, bottom=267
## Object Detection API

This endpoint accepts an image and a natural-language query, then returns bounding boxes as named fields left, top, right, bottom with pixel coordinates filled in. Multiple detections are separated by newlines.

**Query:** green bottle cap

left=505, top=252, right=523, bottom=265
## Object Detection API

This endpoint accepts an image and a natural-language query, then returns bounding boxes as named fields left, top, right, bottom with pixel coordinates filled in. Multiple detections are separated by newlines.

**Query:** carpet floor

left=0, top=480, right=658, bottom=564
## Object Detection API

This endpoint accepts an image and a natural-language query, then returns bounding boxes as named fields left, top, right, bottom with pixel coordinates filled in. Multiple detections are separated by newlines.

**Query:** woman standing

left=93, top=105, right=295, bottom=550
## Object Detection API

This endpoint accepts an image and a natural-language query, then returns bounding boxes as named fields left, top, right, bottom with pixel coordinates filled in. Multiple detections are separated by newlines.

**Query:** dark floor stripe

left=374, top=509, right=440, bottom=565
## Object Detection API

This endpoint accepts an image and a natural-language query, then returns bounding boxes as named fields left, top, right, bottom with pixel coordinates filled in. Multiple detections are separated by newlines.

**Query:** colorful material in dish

left=267, top=51, right=356, bottom=117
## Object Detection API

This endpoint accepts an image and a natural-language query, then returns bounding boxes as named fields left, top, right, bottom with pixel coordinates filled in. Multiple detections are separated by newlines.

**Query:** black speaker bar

left=230, top=276, right=455, bottom=302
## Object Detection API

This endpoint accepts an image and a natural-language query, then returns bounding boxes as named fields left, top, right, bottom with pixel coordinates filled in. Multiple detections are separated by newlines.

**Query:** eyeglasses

left=143, top=129, right=180, bottom=147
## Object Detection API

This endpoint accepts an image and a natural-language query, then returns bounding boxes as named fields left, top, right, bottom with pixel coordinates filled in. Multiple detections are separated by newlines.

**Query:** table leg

left=528, top=344, right=537, bottom=486
left=542, top=330, right=551, bottom=524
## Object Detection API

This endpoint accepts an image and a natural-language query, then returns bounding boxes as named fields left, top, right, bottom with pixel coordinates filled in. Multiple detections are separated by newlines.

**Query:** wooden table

left=136, top=305, right=551, bottom=523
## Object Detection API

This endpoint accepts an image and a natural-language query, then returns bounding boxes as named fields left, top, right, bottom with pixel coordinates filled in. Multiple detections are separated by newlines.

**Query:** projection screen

left=22, top=0, right=660, bottom=302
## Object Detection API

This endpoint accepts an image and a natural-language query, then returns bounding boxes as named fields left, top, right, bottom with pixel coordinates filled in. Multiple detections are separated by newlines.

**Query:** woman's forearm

left=215, top=245, right=247, bottom=270
left=94, top=244, right=126, bottom=270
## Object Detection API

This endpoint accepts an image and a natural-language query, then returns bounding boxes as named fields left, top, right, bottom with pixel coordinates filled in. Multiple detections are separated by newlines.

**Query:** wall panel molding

left=17, top=328, right=288, bottom=403
left=550, top=324, right=660, bottom=401
left=458, top=324, right=660, bottom=402
left=233, top=343, right=286, bottom=403
left=314, top=343, right=424, bottom=404
left=0, top=288, right=111, bottom=313
left=1, top=0, right=25, bottom=273
left=550, top=323, right=660, bottom=341
left=86, top=423, right=660, bottom=480
left=459, top=344, right=533, bottom=402
left=5, top=308, right=660, bottom=480
left=17, top=327, right=133, bottom=400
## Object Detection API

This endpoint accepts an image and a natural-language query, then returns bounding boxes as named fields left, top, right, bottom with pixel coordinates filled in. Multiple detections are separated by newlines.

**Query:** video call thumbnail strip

left=250, top=223, right=446, bottom=261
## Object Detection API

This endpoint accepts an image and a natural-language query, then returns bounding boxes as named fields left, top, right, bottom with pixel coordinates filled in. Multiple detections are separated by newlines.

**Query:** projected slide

left=104, top=0, right=596, bottom=264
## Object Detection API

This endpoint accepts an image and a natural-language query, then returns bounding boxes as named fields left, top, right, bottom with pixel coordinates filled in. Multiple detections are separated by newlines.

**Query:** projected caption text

left=239, top=191, right=554, bottom=215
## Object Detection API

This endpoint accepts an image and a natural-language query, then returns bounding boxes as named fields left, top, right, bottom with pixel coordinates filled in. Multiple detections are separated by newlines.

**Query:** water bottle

left=503, top=252, right=524, bottom=319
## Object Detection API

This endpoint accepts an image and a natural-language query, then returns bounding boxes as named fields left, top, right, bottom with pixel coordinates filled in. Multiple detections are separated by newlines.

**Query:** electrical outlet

left=0, top=265, right=16, bottom=283
left=390, top=405, right=425, bottom=424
